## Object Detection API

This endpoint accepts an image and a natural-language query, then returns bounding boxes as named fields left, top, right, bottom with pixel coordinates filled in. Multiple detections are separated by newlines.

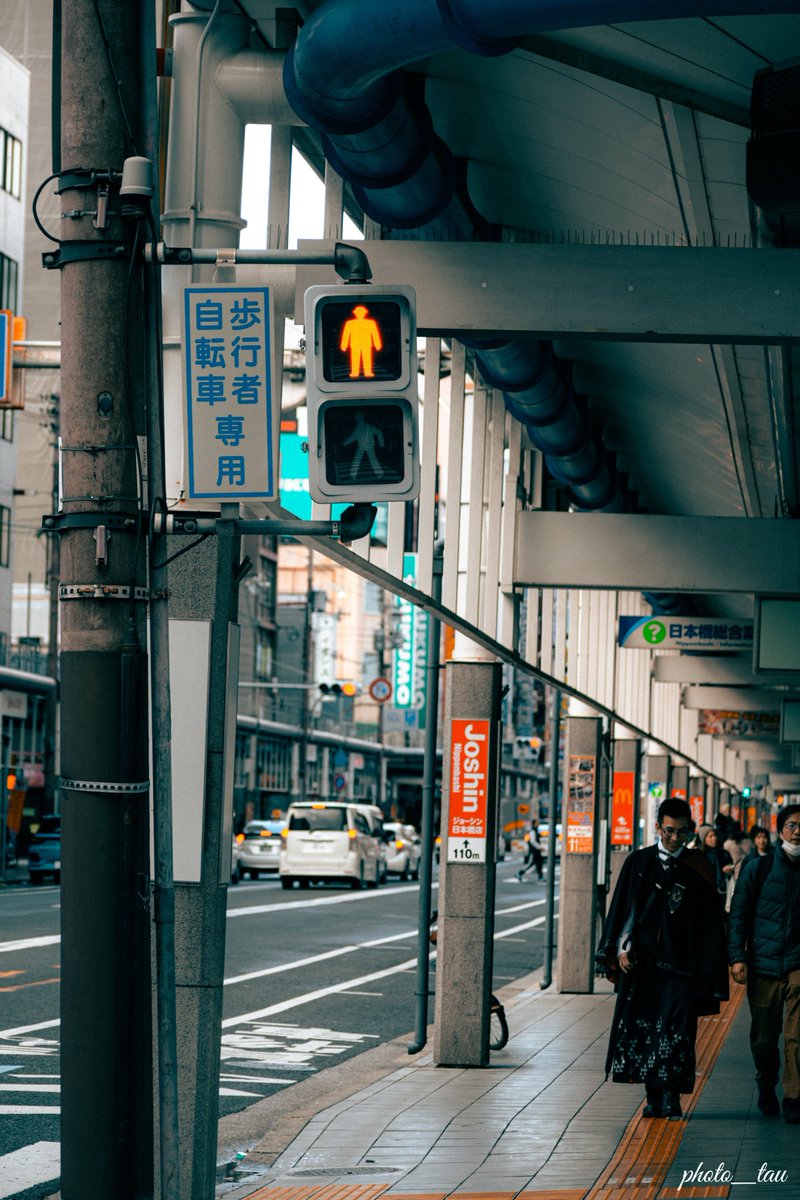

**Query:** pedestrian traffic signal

left=304, top=284, right=419, bottom=503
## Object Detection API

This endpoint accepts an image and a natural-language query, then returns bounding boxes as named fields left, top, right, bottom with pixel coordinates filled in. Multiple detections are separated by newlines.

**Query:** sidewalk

left=221, top=970, right=797, bottom=1200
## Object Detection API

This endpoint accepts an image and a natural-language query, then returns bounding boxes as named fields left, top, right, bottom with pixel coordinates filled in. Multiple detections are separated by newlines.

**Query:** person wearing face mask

left=595, top=798, right=729, bottom=1120
left=728, top=803, right=800, bottom=1123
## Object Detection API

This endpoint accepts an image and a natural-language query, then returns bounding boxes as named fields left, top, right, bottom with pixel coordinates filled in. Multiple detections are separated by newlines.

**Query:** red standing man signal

left=340, top=304, right=383, bottom=378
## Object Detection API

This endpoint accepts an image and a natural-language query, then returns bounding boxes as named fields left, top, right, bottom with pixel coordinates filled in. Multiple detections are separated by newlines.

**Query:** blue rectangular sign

left=619, top=615, right=754, bottom=651
left=183, top=287, right=276, bottom=500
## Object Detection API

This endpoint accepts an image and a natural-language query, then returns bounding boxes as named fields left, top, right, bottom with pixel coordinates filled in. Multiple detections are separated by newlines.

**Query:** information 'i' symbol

left=340, top=305, right=383, bottom=378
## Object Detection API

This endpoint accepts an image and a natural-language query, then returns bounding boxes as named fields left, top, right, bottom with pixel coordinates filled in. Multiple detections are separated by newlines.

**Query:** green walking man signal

left=303, top=284, right=420, bottom=504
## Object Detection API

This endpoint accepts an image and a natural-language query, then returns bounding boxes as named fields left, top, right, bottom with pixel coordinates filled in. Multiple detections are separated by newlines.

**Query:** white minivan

left=279, top=801, right=381, bottom=890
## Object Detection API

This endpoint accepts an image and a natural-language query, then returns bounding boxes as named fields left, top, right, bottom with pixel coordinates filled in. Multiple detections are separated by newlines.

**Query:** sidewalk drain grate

left=288, top=1166, right=402, bottom=1177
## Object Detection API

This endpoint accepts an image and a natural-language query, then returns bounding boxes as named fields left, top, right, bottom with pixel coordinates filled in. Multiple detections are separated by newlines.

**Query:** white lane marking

left=227, top=881, right=438, bottom=920
left=220, top=1080, right=292, bottom=1089
left=224, top=927, right=418, bottom=986
left=0, top=1141, right=59, bottom=1198
left=0, top=1106, right=60, bottom=1116
left=219, top=1086, right=263, bottom=1097
left=0, top=883, right=442, bottom=955
left=221, top=955, right=425, bottom=1025
left=496, top=897, right=550, bottom=915
left=0, top=899, right=557, bottom=1039
left=496, top=915, right=548, bottom=938
left=0, top=1019, right=60, bottom=1039
left=0, top=1083, right=60, bottom=1093
left=0, top=935, right=60, bottom=955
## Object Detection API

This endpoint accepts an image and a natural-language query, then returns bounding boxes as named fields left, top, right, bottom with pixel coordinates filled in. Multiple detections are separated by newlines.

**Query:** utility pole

left=56, top=3, right=154, bottom=1196
left=43, top=393, right=59, bottom=812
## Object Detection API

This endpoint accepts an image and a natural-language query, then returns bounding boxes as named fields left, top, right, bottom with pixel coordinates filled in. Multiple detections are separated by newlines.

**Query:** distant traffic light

left=319, top=682, right=358, bottom=698
left=304, top=285, right=419, bottom=504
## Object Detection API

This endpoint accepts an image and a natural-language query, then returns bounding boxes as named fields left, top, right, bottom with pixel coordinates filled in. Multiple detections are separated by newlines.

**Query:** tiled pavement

left=224, top=968, right=798, bottom=1200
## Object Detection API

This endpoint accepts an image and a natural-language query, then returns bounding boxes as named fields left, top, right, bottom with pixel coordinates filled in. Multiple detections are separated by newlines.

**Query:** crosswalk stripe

left=0, top=1140, right=59, bottom=1198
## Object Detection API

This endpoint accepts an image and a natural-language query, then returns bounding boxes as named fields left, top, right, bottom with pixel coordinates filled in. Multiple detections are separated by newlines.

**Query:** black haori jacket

left=595, top=845, right=730, bottom=1007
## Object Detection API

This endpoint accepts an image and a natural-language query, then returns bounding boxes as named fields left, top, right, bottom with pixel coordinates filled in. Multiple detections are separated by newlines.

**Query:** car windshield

left=243, top=820, right=283, bottom=838
left=289, top=807, right=347, bottom=832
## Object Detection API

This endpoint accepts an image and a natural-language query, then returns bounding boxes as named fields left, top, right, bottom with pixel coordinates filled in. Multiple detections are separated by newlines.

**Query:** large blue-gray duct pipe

left=284, top=0, right=794, bottom=519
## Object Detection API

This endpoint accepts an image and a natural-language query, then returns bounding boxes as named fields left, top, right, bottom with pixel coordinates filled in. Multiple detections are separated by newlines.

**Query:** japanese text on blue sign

left=183, top=287, right=275, bottom=500
left=618, top=615, right=754, bottom=651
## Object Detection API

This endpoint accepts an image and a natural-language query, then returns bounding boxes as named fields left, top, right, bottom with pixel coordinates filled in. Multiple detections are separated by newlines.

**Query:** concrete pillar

left=557, top=716, right=603, bottom=994
left=670, top=764, right=689, bottom=801
left=433, top=652, right=501, bottom=1067
left=645, top=753, right=671, bottom=845
left=609, top=737, right=640, bottom=891
left=719, top=786, right=731, bottom=822
left=708, top=778, right=720, bottom=823
left=688, top=775, right=706, bottom=830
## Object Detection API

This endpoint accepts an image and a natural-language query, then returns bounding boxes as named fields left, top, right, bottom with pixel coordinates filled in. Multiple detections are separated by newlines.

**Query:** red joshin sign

left=448, top=718, right=490, bottom=845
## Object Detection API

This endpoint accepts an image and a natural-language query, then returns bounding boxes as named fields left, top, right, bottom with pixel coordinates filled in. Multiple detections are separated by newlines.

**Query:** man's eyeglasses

left=659, top=825, right=691, bottom=840
left=662, top=825, right=690, bottom=844
left=784, top=820, right=800, bottom=833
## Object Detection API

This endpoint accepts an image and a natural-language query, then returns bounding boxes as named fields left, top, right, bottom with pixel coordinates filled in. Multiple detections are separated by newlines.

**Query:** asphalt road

left=0, top=853, right=556, bottom=1197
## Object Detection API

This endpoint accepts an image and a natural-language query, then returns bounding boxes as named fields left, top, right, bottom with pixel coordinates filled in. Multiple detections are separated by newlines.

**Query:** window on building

left=1, top=129, right=22, bottom=199
left=0, top=409, right=13, bottom=442
left=0, top=506, right=10, bottom=567
left=0, top=253, right=19, bottom=312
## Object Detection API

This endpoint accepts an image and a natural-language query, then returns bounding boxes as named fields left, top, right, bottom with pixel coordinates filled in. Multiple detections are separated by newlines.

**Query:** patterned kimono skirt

left=609, top=956, right=698, bottom=1093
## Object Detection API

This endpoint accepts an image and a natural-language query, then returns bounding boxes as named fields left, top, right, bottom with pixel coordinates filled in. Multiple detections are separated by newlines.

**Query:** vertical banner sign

left=611, top=770, right=634, bottom=846
left=447, top=719, right=490, bottom=862
left=689, top=794, right=705, bottom=828
left=183, top=286, right=277, bottom=500
left=392, top=554, right=428, bottom=728
left=566, top=755, right=595, bottom=853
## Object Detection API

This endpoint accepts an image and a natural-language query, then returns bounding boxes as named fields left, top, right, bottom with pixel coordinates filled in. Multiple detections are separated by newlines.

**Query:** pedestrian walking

left=697, top=824, right=734, bottom=908
left=728, top=803, right=800, bottom=1123
left=517, top=818, right=544, bottom=882
left=596, top=798, right=729, bottom=1119
left=742, top=825, right=773, bottom=867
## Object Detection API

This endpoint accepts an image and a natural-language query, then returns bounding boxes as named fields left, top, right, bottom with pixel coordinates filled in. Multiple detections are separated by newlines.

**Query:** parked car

left=235, top=819, right=285, bottom=880
left=279, top=801, right=380, bottom=889
left=351, top=803, right=389, bottom=884
left=383, top=821, right=421, bottom=879
left=28, top=815, right=61, bottom=885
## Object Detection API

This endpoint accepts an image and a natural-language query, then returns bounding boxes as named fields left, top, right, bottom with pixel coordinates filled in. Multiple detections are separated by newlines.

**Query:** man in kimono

left=596, top=798, right=729, bottom=1119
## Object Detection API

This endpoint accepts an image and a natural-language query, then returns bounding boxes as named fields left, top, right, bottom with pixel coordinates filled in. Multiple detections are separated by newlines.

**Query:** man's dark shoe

left=643, top=1087, right=662, bottom=1118
left=783, top=1097, right=800, bottom=1124
left=758, top=1086, right=780, bottom=1116
left=662, top=1091, right=682, bottom=1118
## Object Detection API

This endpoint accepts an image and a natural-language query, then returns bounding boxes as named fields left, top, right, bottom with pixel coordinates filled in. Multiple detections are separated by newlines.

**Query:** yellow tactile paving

left=583, top=985, right=745, bottom=1200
